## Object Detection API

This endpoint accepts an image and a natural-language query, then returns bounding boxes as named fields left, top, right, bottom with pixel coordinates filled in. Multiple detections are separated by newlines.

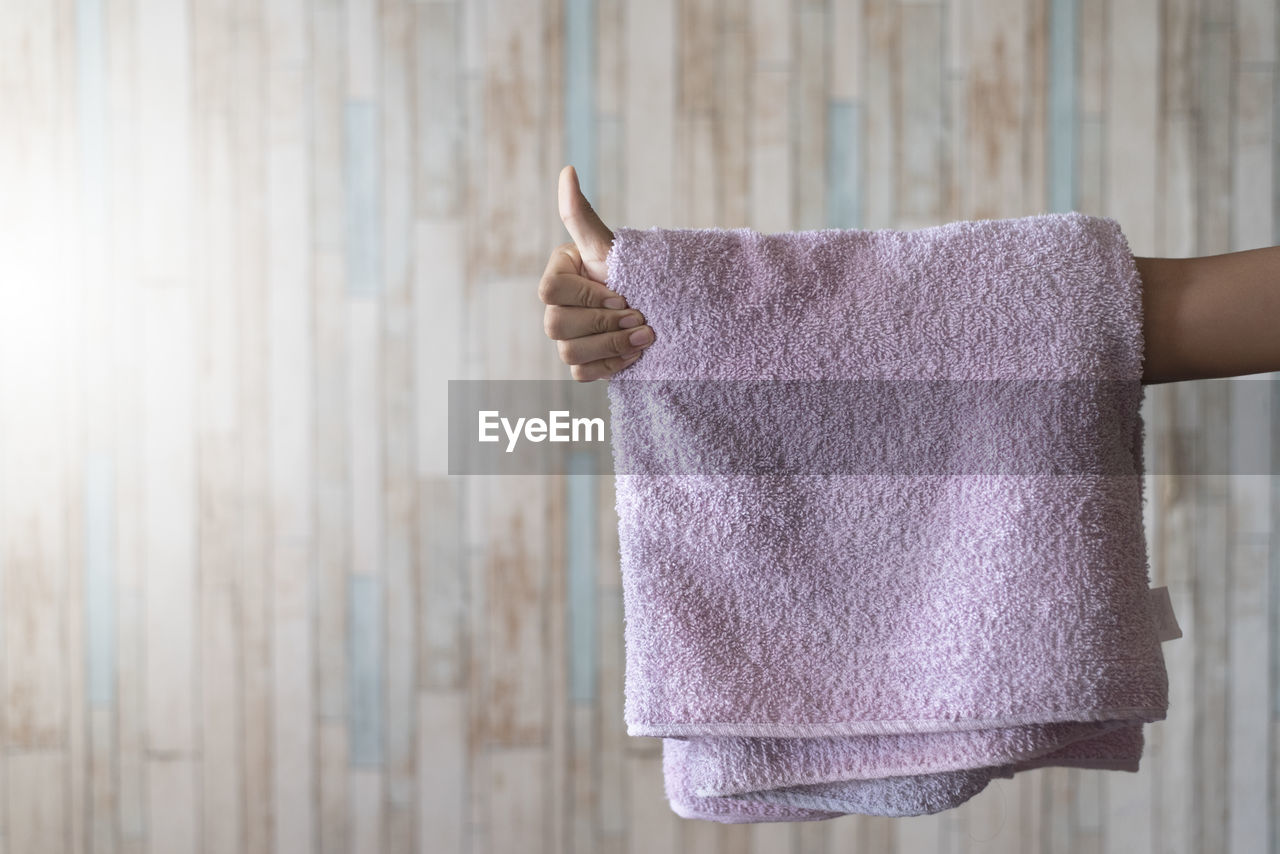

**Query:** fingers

left=543, top=304, right=645, bottom=340
left=558, top=165, right=614, bottom=283
left=567, top=352, right=644, bottom=383
left=539, top=241, right=628, bottom=308
left=555, top=321, right=654, bottom=368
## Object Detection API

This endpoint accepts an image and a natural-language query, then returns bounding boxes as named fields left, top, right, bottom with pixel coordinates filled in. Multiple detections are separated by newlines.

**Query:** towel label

left=1148, top=586, right=1182, bottom=642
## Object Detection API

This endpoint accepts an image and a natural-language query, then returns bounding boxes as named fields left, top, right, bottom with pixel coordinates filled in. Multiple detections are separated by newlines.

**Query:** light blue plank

left=85, top=454, right=115, bottom=706
left=826, top=100, right=862, bottom=229
left=566, top=450, right=597, bottom=702
left=564, top=0, right=597, bottom=201
left=345, top=100, right=382, bottom=297
left=1047, top=0, right=1078, bottom=212
left=564, top=0, right=599, bottom=704
left=348, top=574, right=383, bottom=766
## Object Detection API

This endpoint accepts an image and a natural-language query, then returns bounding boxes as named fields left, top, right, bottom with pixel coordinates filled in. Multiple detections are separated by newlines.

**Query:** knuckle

left=576, top=280, right=595, bottom=307
left=543, top=308, right=561, bottom=339
left=613, top=329, right=633, bottom=356
left=569, top=364, right=588, bottom=382
left=537, top=274, right=553, bottom=304
left=556, top=339, right=578, bottom=365
left=592, top=310, right=611, bottom=336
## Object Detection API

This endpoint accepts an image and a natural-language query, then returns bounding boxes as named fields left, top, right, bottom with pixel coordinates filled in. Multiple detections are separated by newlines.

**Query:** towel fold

left=604, top=213, right=1179, bottom=823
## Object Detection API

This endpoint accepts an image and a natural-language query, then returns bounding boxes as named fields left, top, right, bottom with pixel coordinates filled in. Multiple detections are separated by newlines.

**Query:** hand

left=540, top=165, right=655, bottom=382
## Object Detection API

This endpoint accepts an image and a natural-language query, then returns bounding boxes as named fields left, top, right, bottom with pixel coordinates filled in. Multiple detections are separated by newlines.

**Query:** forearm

left=1137, top=247, right=1280, bottom=384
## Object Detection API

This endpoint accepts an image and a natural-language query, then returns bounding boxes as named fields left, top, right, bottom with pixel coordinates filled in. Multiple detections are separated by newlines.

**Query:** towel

left=603, top=213, right=1181, bottom=823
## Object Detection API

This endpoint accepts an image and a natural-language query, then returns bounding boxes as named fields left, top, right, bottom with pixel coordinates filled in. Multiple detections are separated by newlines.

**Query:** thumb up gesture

left=539, top=165, right=654, bottom=381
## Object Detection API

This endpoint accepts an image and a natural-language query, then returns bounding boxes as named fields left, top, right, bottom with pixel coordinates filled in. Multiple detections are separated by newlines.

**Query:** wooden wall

left=0, top=0, right=1276, bottom=852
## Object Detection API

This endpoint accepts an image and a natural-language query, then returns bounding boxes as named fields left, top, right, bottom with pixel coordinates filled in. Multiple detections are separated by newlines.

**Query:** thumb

left=558, top=165, right=615, bottom=283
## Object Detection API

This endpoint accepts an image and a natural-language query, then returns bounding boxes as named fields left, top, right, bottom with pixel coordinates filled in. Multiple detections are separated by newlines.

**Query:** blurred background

left=0, top=0, right=1277, bottom=853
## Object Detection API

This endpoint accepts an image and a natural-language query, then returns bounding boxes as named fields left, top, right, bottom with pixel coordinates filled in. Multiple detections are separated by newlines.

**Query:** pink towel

left=604, top=213, right=1181, bottom=823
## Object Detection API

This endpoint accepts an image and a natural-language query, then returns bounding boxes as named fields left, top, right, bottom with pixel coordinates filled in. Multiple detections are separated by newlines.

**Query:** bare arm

left=1137, top=247, right=1280, bottom=384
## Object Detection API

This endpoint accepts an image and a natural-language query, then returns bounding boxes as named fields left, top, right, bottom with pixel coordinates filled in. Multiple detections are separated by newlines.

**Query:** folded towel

left=603, top=213, right=1181, bottom=823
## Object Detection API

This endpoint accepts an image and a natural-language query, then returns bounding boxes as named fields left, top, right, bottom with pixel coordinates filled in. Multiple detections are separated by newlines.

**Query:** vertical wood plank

left=1197, top=23, right=1232, bottom=253
left=794, top=0, right=827, bottom=230
left=569, top=704, right=597, bottom=854
left=147, top=758, right=196, bottom=854
left=749, top=0, right=791, bottom=232
left=1046, top=0, right=1078, bottom=212
left=898, top=2, right=944, bottom=226
left=899, top=807, right=947, bottom=853
left=1075, top=0, right=1105, bottom=213
left=1106, top=0, right=1158, bottom=251
left=715, top=4, right=749, bottom=227
left=681, top=814, right=720, bottom=854
left=864, top=0, right=897, bottom=226
left=416, top=2, right=462, bottom=218
left=1196, top=380, right=1231, bottom=854
left=1040, top=767, right=1074, bottom=852
left=793, top=819, right=824, bottom=854
left=942, top=0, right=965, bottom=224
left=1, top=0, right=72, bottom=782
left=1226, top=383, right=1272, bottom=850
left=8, top=753, right=69, bottom=854
left=320, top=721, right=351, bottom=854
left=477, top=0, right=547, bottom=276
left=190, top=0, right=242, bottom=851
left=230, top=1, right=273, bottom=852
left=101, top=0, right=144, bottom=849
left=141, top=279, right=197, bottom=854
left=1077, top=0, right=1105, bottom=118
left=90, top=707, right=116, bottom=854
left=1099, top=769, right=1153, bottom=854
left=626, top=754, right=680, bottom=854
left=623, top=0, right=675, bottom=226
left=141, top=285, right=197, bottom=748
left=380, top=3, right=418, bottom=852
left=491, top=749, right=547, bottom=854
left=1226, top=535, right=1271, bottom=854
left=547, top=475, right=569, bottom=854
left=135, top=0, right=190, bottom=285
left=1235, top=0, right=1276, bottom=63
left=750, top=820, right=791, bottom=853
left=350, top=769, right=385, bottom=854
left=596, top=587, right=627, bottom=844
left=419, top=692, right=466, bottom=854
left=200, top=585, right=242, bottom=854
left=266, top=1, right=316, bottom=849
left=313, top=25, right=352, bottom=850
left=829, top=0, right=864, bottom=101
left=1023, top=0, right=1048, bottom=213
left=1072, top=770, right=1103, bottom=854
left=348, top=574, right=384, bottom=780
left=964, top=0, right=1024, bottom=219
left=750, top=69, right=792, bottom=231
left=1231, top=68, right=1275, bottom=253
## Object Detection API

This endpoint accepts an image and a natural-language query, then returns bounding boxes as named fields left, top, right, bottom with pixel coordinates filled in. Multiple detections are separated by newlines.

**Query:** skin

left=543, top=164, right=1280, bottom=386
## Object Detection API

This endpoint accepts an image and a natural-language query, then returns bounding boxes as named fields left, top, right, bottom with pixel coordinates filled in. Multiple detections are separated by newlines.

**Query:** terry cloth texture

left=603, top=213, right=1180, bottom=823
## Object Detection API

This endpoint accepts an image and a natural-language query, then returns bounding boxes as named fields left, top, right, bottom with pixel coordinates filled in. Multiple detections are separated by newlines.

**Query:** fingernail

left=619, top=313, right=641, bottom=329
left=628, top=327, right=653, bottom=347
left=604, top=297, right=627, bottom=309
